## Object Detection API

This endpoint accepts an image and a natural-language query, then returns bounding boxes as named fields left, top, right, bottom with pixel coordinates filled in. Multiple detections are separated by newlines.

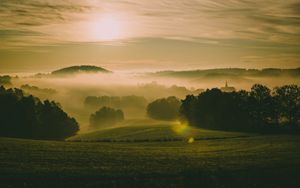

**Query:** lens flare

left=188, top=137, right=194, bottom=144
left=172, top=121, right=191, bottom=136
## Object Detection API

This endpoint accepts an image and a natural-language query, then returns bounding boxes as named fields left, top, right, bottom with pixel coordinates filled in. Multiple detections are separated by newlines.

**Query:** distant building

left=220, top=81, right=236, bottom=92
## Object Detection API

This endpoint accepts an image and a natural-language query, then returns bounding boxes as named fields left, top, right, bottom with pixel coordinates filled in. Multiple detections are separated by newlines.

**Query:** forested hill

left=51, top=65, right=111, bottom=75
left=150, top=67, right=300, bottom=78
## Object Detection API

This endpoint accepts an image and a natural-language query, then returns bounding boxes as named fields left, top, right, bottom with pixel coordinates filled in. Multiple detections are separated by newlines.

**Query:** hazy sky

left=1, top=0, right=300, bottom=72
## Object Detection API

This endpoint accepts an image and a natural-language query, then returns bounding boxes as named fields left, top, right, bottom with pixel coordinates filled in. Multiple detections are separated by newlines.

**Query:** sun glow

left=88, top=14, right=123, bottom=41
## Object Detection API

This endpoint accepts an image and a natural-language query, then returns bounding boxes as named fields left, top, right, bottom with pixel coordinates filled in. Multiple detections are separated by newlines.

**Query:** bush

left=147, top=96, right=181, bottom=120
left=0, top=86, right=79, bottom=140
left=90, top=106, right=124, bottom=127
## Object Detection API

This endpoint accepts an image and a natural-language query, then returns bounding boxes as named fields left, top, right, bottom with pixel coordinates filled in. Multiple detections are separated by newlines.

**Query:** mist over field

left=1, top=66, right=299, bottom=131
left=2, top=70, right=197, bottom=128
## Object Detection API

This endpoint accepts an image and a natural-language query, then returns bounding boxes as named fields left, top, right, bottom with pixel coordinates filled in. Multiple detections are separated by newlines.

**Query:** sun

left=92, top=14, right=122, bottom=41
left=81, top=12, right=134, bottom=43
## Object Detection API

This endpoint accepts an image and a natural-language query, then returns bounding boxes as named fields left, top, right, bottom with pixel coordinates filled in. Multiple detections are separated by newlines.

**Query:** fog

left=7, top=72, right=199, bottom=129
left=3, top=69, right=299, bottom=131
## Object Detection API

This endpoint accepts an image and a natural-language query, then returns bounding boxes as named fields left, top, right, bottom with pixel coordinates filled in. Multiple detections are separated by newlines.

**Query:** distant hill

left=51, top=65, right=111, bottom=75
left=150, top=67, right=300, bottom=78
left=21, top=84, right=57, bottom=96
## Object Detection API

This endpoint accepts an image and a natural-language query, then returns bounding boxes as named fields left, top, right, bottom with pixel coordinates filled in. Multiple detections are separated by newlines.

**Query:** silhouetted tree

left=180, top=84, right=300, bottom=133
left=90, top=106, right=124, bottom=127
left=181, top=89, right=254, bottom=131
left=273, top=85, right=300, bottom=126
left=38, top=100, right=79, bottom=139
left=147, top=96, right=181, bottom=120
left=179, top=95, right=197, bottom=123
left=0, top=86, right=79, bottom=140
left=249, top=84, right=275, bottom=125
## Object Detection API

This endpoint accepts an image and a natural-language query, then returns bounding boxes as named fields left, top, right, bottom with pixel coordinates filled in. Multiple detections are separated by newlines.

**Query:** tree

left=181, top=89, right=253, bottom=131
left=273, top=85, right=300, bottom=126
left=0, top=75, right=12, bottom=86
left=179, top=95, right=197, bottom=124
left=147, top=96, right=181, bottom=120
left=249, top=84, right=275, bottom=125
left=179, top=84, right=300, bottom=133
left=38, top=100, right=79, bottom=140
left=0, top=86, right=79, bottom=140
left=90, top=106, right=124, bottom=127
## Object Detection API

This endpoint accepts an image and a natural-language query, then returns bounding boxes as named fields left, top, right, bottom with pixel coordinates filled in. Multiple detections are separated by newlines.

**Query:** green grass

left=1, top=131, right=300, bottom=187
left=68, top=119, right=250, bottom=142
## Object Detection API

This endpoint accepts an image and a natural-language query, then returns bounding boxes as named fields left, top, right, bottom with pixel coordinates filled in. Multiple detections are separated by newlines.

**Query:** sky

left=0, top=0, right=300, bottom=72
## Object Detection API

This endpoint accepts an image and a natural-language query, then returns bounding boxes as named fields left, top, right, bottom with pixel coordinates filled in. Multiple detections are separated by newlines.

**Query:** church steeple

left=221, top=81, right=236, bottom=92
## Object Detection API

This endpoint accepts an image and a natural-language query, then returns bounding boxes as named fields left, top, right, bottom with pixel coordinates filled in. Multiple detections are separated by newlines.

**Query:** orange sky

left=0, top=0, right=299, bottom=72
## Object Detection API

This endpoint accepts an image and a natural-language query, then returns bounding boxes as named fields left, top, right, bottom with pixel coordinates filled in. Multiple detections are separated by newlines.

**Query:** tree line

left=85, top=95, right=147, bottom=109
left=1, top=83, right=299, bottom=140
left=180, top=84, right=300, bottom=132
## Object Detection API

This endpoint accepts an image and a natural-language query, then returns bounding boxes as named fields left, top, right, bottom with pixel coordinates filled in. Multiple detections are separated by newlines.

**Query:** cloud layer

left=0, top=0, right=299, bottom=71
left=1, top=0, right=300, bottom=47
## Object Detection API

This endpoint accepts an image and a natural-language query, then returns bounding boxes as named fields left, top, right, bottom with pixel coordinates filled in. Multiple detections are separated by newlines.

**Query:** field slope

left=68, top=119, right=250, bottom=142
left=1, top=123, right=300, bottom=187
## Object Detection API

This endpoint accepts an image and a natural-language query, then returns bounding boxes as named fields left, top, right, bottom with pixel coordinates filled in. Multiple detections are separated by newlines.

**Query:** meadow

left=1, top=120, right=300, bottom=188
left=69, top=119, right=250, bottom=142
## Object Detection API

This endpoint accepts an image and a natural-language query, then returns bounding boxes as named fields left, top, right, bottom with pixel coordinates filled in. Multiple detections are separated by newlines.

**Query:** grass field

left=68, top=119, right=250, bottom=142
left=1, top=120, right=300, bottom=188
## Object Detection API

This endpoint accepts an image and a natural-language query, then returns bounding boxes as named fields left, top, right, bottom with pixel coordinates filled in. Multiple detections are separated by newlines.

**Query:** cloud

left=0, top=1, right=89, bottom=27
left=241, top=53, right=300, bottom=68
left=0, top=0, right=299, bottom=49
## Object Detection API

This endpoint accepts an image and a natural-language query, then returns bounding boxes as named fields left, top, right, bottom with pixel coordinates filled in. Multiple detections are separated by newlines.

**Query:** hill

left=68, top=119, right=250, bottom=142
left=51, top=65, right=111, bottom=75
left=150, top=67, right=300, bottom=78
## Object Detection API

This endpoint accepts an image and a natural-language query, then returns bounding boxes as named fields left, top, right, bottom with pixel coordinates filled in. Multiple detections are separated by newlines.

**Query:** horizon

left=1, top=64, right=300, bottom=75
